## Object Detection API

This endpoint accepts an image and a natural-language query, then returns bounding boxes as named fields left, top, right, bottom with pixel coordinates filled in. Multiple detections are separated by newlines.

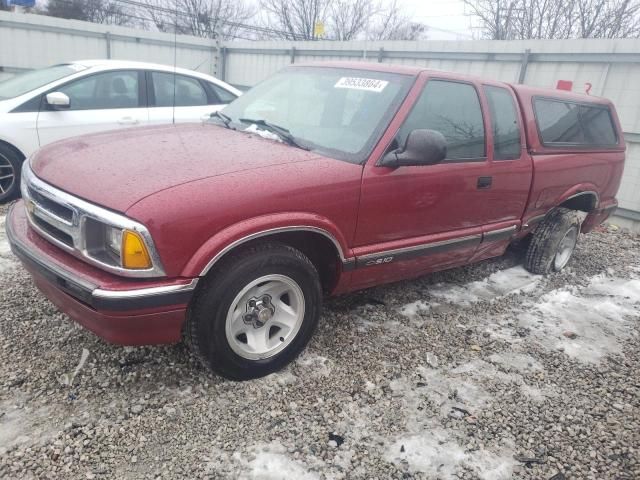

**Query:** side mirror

left=45, top=92, right=70, bottom=110
left=381, top=129, right=447, bottom=168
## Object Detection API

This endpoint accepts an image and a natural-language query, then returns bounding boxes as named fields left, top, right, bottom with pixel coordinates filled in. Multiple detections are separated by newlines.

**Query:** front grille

left=31, top=215, right=74, bottom=247
left=24, top=175, right=79, bottom=253
left=28, top=186, right=74, bottom=223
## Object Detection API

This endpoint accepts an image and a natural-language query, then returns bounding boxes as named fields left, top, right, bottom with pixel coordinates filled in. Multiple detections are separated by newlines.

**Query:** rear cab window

left=533, top=97, right=618, bottom=147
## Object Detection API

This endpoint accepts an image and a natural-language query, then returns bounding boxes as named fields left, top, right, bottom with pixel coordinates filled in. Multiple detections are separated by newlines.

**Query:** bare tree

left=328, top=0, right=378, bottom=40
left=259, top=0, right=425, bottom=40
left=44, top=0, right=133, bottom=25
left=1, top=0, right=10, bottom=11
left=368, top=0, right=427, bottom=40
left=464, top=0, right=640, bottom=39
left=575, top=0, right=640, bottom=37
left=143, top=0, right=255, bottom=39
left=259, top=0, right=332, bottom=40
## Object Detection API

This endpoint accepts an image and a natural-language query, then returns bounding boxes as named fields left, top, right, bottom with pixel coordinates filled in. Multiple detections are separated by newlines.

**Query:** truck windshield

left=0, top=64, right=86, bottom=100
left=221, top=67, right=414, bottom=163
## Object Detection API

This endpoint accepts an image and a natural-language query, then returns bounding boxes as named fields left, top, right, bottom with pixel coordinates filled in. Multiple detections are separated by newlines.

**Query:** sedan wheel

left=0, top=152, right=17, bottom=201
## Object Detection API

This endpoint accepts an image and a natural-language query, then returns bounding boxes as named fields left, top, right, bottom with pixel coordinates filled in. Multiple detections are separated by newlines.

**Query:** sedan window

left=151, top=72, right=208, bottom=107
left=208, top=82, right=237, bottom=104
left=56, top=71, right=140, bottom=110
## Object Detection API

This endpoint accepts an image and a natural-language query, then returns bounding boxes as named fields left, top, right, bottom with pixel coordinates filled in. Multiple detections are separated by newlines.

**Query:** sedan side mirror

left=380, top=129, right=447, bottom=168
left=45, top=92, right=70, bottom=110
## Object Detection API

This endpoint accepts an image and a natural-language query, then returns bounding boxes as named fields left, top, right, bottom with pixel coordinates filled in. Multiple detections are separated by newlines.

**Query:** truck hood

left=31, top=123, right=321, bottom=212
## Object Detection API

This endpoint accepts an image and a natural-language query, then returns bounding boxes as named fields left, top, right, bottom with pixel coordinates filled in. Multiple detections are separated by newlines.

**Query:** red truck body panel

left=9, top=62, right=626, bottom=345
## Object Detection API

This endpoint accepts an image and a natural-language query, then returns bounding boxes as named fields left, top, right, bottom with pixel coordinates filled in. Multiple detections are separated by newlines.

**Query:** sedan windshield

left=0, top=64, right=86, bottom=100
left=221, top=67, right=414, bottom=163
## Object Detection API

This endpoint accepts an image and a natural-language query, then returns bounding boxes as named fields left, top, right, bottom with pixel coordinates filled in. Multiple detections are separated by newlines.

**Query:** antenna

left=172, top=4, right=177, bottom=124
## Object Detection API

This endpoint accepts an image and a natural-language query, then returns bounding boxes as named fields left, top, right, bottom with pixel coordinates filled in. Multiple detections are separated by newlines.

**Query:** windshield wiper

left=239, top=118, right=309, bottom=151
left=210, top=111, right=232, bottom=128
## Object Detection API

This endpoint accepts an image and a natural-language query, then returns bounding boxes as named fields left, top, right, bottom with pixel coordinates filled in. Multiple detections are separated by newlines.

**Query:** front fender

left=181, top=212, right=353, bottom=278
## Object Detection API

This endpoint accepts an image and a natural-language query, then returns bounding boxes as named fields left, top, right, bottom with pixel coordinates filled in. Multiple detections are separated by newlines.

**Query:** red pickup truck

left=7, top=62, right=625, bottom=379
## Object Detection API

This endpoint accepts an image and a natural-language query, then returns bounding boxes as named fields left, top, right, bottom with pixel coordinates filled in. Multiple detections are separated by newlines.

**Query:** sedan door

left=36, top=70, right=148, bottom=147
left=147, top=71, right=237, bottom=125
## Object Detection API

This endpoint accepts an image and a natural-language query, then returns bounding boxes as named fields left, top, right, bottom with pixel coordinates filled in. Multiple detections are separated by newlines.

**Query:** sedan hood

left=31, top=123, right=320, bottom=212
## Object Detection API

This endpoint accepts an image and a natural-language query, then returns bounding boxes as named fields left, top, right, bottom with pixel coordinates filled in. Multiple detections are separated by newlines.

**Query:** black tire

left=525, top=208, right=581, bottom=274
left=185, top=242, right=322, bottom=380
left=0, top=144, right=23, bottom=203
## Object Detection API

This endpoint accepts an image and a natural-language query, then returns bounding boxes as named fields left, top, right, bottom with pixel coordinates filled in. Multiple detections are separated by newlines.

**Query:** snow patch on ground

left=260, top=370, right=298, bottom=387
left=0, top=398, right=57, bottom=451
left=385, top=429, right=515, bottom=479
left=237, top=442, right=319, bottom=480
left=488, top=352, right=544, bottom=373
left=426, top=266, right=541, bottom=306
left=295, top=353, right=332, bottom=376
left=398, top=300, right=431, bottom=318
left=0, top=215, right=16, bottom=273
left=517, top=275, right=640, bottom=363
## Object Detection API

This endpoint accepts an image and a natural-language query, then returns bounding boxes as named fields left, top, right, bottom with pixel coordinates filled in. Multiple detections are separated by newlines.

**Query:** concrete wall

left=1, top=11, right=640, bottom=226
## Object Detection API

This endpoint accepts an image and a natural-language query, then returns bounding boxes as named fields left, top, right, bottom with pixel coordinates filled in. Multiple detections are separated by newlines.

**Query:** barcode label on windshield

left=334, top=77, right=388, bottom=92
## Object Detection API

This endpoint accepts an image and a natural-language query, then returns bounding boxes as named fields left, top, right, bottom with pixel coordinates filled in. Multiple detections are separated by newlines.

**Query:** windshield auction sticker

left=334, top=77, right=389, bottom=92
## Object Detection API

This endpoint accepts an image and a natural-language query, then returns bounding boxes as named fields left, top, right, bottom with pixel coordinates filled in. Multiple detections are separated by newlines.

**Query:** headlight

left=105, top=225, right=123, bottom=257
left=86, top=220, right=152, bottom=270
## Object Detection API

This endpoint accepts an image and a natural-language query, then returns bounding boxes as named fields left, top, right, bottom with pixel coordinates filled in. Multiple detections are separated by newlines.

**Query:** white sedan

left=0, top=59, right=242, bottom=202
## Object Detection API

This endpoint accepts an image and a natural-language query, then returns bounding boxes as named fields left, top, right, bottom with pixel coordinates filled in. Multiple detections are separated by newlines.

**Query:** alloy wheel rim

left=554, top=226, right=578, bottom=271
left=0, top=153, right=15, bottom=197
left=225, top=274, right=305, bottom=360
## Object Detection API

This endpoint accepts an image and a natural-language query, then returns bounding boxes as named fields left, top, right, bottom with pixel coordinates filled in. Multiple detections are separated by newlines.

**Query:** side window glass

left=535, top=99, right=583, bottom=144
left=534, top=98, right=618, bottom=146
left=396, top=80, right=485, bottom=160
left=151, top=72, right=207, bottom=107
left=209, top=83, right=237, bottom=104
left=580, top=105, right=617, bottom=145
left=484, top=85, right=521, bottom=160
left=57, top=71, right=139, bottom=110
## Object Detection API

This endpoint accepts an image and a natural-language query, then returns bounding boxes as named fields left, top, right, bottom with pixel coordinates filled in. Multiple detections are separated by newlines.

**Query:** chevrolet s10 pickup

left=7, top=62, right=625, bottom=379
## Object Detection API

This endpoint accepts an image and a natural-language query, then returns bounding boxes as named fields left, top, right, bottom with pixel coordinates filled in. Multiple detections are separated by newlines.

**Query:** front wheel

left=185, top=242, right=322, bottom=380
left=525, top=208, right=581, bottom=274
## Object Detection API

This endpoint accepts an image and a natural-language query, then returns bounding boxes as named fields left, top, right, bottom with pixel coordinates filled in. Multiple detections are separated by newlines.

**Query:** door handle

left=477, top=176, right=492, bottom=189
left=118, top=117, right=139, bottom=125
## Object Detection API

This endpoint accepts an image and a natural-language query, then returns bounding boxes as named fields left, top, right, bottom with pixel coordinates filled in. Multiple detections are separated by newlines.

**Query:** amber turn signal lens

left=122, top=230, right=152, bottom=269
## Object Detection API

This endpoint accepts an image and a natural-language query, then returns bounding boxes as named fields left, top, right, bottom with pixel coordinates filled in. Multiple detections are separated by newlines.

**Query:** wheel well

left=558, top=192, right=598, bottom=212
left=210, top=231, right=343, bottom=293
left=0, top=140, right=26, bottom=160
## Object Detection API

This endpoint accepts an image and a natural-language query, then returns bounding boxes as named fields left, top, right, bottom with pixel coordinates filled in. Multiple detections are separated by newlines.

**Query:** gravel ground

left=0, top=201, right=639, bottom=480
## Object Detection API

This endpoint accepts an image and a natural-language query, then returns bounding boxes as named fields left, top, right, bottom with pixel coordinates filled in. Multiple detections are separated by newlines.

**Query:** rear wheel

left=525, top=208, right=581, bottom=274
left=0, top=145, right=23, bottom=203
left=186, top=242, right=322, bottom=380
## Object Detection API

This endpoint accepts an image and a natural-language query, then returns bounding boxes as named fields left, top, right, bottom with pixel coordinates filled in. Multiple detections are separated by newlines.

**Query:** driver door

left=351, top=76, right=494, bottom=289
left=37, top=70, right=148, bottom=147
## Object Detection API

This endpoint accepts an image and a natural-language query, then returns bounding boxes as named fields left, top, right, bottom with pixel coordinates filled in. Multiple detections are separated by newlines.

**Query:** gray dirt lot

left=0, top=201, right=639, bottom=480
